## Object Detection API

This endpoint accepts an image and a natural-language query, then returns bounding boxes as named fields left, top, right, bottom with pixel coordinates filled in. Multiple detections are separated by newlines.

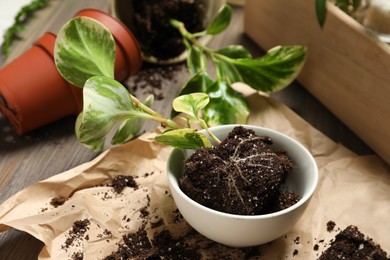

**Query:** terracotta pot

left=0, top=9, right=142, bottom=135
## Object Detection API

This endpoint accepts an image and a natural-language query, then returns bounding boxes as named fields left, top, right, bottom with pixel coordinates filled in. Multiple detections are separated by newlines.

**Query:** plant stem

left=130, top=95, right=163, bottom=118
left=130, top=95, right=184, bottom=129
left=198, top=119, right=221, bottom=145
left=171, top=18, right=225, bottom=72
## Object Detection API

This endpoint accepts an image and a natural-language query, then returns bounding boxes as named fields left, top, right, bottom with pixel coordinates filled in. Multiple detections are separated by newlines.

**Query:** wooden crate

left=244, top=0, right=390, bottom=164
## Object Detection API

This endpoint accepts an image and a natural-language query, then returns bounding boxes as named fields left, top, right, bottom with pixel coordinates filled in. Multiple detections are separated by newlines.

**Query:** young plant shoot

left=54, top=4, right=307, bottom=152
left=170, top=5, right=307, bottom=126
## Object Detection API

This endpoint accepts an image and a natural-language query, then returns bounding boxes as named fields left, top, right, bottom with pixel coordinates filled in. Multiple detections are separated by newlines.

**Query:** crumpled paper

left=0, top=92, right=389, bottom=259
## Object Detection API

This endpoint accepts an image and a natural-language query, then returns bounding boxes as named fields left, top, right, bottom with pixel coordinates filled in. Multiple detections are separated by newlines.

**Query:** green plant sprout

left=54, top=5, right=306, bottom=152
left=170, top=5, right=307, bottom=126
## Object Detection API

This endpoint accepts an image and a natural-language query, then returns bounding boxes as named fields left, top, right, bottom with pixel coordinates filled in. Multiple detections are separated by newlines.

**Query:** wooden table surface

left=0, top=1, right=374, bottom=259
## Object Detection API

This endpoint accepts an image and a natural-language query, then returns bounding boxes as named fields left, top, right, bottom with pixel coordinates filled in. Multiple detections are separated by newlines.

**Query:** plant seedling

left=170, top=4, right=307, bottom=126
left=54, top=5, right=307, bottom=152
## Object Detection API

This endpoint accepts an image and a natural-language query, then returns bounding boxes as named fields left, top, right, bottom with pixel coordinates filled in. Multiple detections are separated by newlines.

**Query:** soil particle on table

left=127, top=64, right=184, bottom=101
left=181, top=126, right=298, bottom=215
left=318, top=225, right=389, bottom=260
left=132, top=0, right=205, bottom=60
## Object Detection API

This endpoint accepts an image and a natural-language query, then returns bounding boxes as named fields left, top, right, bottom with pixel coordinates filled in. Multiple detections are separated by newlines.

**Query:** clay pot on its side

left=0, top=9, right=142, bottom=135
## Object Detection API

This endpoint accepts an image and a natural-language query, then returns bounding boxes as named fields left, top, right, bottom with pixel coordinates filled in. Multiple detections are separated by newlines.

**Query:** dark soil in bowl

left=132, top=0, right=205, bottom=60
left=180, top=126, right=300, bottom=215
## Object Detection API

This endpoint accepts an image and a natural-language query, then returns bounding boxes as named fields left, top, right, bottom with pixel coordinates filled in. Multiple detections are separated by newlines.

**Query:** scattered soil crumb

left=112, top=175, right=138, bottom=193
left=103, top=229, right=201, bottom=259
left=62, top=219, right=90, bottom=250
left=293, top=249, right=299, bottom=256
left=71, top=251, right=83, bottom=260
left=50, top=196, right=67, bottom=207
left=140, top=206, right=149, bottom=218
left=318, top=225, right=389, bottom=259
left=326, top=220, right=336, bottom=232
left=313, top=244, right=319, bottom=251
left=128, top=64, right=183, bottom=100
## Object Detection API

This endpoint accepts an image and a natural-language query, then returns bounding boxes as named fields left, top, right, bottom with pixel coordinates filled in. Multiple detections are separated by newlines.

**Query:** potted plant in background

left=110, top=0, right=227, bottom=64
left=52, top=4, right=317, bottom=247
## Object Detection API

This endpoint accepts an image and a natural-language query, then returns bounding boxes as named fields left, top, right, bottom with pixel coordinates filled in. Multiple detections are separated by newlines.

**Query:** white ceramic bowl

left=167, top=124, right=318, bottom=247
left=110, top=0, right=226, bottom=64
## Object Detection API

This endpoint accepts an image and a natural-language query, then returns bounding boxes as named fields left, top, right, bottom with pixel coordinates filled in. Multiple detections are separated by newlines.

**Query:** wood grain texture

left=244, top=0, right=390, bottom=164
left=0, top=2, right=374, bottom=259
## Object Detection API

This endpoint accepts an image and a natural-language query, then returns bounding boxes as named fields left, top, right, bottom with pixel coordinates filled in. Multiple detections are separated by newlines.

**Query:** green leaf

left=216, top=45, right=252, bottom=59
left=204, top=81, right=249, bottom=126
left=316, top=0, right=327, bottom=28
left=187, top=45, right=207, bottom=75
left=172, top=72, right=213, bottom=118
left=75, top=76, right=142, bottom=151
left=206, top=4, right=232, bottom=35
left=172, top=93, right=210, bottom=118
left=111, top=95, right=154, bottom=145
left=215, top=58, right=243, bottom=85
left=54, top=16, right=116, bottom=87
left=216, top=45, right=307, bottom=92
left=178, top=71, right=213, bottom=95
left=155, top=129, right=212, bottom=149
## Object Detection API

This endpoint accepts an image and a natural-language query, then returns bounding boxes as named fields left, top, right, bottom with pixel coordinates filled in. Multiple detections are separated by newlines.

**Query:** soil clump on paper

left=318, top=225, right=389, bottom=259
left=112, top=175, right=138, bottom=193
